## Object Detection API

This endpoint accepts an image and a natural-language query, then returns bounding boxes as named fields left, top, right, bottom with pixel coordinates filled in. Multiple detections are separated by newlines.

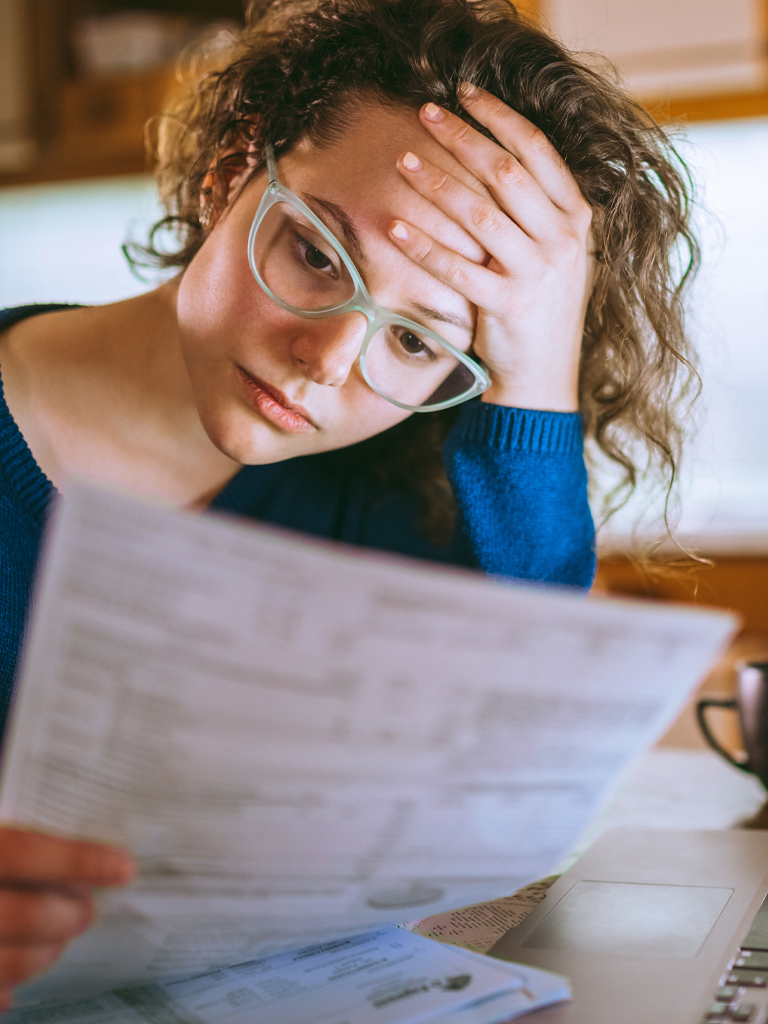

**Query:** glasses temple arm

left=264, top=143, right=279, bottom=185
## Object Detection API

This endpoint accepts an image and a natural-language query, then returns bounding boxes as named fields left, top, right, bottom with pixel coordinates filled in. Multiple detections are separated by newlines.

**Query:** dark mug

left=697, top=661, right=768, bottom=789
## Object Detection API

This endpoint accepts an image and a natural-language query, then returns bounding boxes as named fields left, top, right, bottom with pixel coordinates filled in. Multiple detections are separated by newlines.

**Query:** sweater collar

left=0, top=305, right=79, bottom=523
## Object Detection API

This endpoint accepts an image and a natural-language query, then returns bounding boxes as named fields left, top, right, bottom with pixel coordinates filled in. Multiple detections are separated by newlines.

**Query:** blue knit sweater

left=0, top=304, right=595, bottom=737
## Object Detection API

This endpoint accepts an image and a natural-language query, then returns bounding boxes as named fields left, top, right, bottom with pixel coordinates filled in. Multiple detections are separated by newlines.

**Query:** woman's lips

left=237, top=368, right=317, bottom=434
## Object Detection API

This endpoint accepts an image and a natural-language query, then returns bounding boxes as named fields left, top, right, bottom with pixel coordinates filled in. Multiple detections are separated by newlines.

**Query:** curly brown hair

left=127, top=0, right=699, bottom=546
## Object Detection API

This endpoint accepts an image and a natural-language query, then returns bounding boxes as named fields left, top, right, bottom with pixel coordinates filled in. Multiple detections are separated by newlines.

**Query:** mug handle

left=696, top=698, right=752, bottom=773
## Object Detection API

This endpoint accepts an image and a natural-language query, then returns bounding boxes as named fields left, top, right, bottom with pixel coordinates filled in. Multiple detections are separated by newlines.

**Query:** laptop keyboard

left=703, top=894, right=768, bottom=1022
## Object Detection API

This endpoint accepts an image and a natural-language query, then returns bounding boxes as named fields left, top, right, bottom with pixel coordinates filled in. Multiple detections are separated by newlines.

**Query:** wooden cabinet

left=53, top=68, right=177, bottom=174
left=533, top=0, right=768, bottom=122
left=0, top=1, right=36, bottom=173
left=595, top=557, right=768, bottom=632
left=5, top=0, right=768, bottom=187
left=0, top=0, right=244, bottom=186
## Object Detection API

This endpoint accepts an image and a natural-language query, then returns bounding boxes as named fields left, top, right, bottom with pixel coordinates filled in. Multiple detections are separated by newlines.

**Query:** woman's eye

left=304, top=243, right=332, bottom=270
left=398, top=330, right=428, bottom=355
left=293, top=231, right=338, bottom=277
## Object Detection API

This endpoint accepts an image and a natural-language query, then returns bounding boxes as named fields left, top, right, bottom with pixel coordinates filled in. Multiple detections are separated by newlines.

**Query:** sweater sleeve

left=211, top=404, right=596, bottom=590
left=442, top=402, right=596, bottom=588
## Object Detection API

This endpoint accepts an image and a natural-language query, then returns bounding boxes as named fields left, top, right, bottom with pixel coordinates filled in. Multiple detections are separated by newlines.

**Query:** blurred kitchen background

left=1, top=0, right=768, bottom=749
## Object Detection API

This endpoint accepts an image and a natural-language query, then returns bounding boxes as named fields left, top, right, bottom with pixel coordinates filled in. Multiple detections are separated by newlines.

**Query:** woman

left=0, top=0, right=697, bottom=1004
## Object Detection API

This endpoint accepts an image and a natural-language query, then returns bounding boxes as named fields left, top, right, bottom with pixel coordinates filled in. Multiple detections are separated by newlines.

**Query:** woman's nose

left=289, top=312, right=367, bottom=387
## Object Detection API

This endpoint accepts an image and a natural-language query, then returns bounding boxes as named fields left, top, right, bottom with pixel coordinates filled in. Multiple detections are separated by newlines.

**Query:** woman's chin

left=200, top=406, right=323, bottom=466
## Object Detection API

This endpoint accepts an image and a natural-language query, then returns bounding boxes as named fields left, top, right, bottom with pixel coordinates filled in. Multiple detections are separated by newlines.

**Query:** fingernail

left=422, top=103, right=446, bottom=123
left=401, top=152, right=422, bottom=172
left=103, top=851, right=137, bottom=884
left=390, top=222, right=409, bottom=241
left=460, top=81, right=481, bottom=101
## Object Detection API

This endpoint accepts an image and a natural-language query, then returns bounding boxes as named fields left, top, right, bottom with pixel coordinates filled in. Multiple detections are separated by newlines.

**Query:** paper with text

left=2, top=928, right=569, bottom=1024
left=0, top=482, right=737, bottom=1004
left=407, top=878, right=557, bottom=954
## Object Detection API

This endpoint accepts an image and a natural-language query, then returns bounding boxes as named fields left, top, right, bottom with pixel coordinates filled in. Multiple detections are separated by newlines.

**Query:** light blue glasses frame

left=247, top=144, right=491, bottom=412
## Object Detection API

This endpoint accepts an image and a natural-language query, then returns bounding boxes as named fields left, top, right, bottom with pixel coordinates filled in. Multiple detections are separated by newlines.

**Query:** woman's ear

left=199, top=122, right=260, bottom=229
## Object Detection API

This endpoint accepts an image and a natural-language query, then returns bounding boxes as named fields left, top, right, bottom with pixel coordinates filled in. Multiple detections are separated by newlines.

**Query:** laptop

left=489, top=828, right=768, bottom=1024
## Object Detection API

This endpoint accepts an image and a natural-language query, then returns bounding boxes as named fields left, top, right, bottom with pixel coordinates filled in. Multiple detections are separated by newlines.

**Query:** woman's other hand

left=0, top=826, right=135, bottom=1011
left=391, top=84, right=594, bottom=412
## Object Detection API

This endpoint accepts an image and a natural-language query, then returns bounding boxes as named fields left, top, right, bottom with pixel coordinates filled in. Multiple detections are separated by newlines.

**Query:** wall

left=544, top=0, right=766, bottom=97
left=599, top=117, right=768, bottom=554
left=0, top=175, right=163, bottom=307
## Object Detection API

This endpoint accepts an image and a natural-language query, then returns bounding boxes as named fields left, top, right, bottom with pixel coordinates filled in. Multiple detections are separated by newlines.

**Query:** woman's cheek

left=331, top=389, right=411, bottom=450
left=178, top=211, right=412, bottom=455
left=177, top=207, right=259, bottom=344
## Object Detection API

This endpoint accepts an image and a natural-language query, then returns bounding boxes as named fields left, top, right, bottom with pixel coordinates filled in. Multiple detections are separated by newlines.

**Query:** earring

left=199, top=180, right=215, bottom=229
left=200, top=197, right=213, bottom=229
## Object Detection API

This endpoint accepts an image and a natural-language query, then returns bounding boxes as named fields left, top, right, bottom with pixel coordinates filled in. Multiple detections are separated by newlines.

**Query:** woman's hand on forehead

left=389, top=84, right=593, bottom=412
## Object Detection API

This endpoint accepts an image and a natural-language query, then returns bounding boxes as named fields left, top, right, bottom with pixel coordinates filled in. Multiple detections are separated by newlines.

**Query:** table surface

left=408, top=748, right=768, bottom=954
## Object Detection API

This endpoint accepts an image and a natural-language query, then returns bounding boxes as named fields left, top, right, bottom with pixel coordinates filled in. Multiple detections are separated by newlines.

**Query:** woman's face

left=176, top=100, right=486, bottom=465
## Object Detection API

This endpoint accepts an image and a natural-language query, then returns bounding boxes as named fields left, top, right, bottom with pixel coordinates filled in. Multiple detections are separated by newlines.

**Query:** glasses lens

left=252, top=202, right=356, bottom=312
left=364, top=323, right=478, bottom=409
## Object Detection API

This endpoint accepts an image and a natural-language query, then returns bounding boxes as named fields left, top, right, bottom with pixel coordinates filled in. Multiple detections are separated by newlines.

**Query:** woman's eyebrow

left=412, top=303, right=474, bottom=337
left=299, top=192, right=368, bottom=265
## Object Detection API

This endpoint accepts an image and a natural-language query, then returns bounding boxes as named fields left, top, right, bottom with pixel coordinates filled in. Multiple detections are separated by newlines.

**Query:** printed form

left=3, top=928, right=569, bottom=1024
left=0, top=483, right=736, bottom=1005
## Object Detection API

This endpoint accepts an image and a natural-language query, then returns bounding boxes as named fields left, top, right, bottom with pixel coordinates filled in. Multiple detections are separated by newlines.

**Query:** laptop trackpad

left=522, top=880, right=734, bottom=959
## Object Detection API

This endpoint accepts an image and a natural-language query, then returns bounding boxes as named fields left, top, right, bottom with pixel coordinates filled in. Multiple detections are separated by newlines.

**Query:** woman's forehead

left=282, top=101, right=490, bottom=266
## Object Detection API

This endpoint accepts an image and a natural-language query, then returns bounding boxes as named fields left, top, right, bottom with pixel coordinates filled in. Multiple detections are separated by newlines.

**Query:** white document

left=2, top=928, right=569, bottom=1024
left=0, top=482, right=736, bottom=1005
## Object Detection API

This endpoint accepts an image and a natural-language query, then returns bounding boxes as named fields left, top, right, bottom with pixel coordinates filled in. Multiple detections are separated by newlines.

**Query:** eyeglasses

left=246, top=144, right=491, bottom=412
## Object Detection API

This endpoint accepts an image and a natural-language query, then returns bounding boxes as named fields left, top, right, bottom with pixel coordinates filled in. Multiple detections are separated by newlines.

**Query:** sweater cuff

left=449, top=401, right=584, bottom=455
